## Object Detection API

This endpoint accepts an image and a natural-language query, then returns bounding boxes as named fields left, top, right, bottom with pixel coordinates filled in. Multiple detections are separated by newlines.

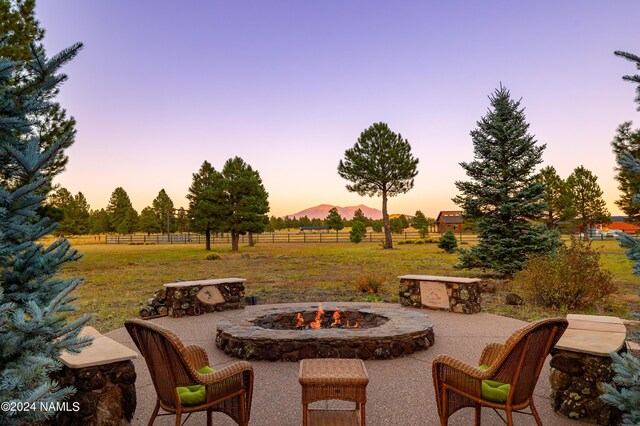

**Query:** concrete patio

left=105, top=303, right=584, bottom=425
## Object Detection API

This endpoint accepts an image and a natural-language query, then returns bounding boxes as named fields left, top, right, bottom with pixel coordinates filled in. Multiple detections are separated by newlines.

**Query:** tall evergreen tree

left=453, top=85, right=560, bottom=277
left=187, top=161, right=226, bottom=250
left=106, top=187, right=137, bottom=234
left=352, top=208, right=367, bottom=223
left=175, top=207, right=188, bottom=233
left=566, top=166, right=610, bottom=236
left=338, top=122, right=419, bottom=249
left=538, top=166, right=573, bottom=229
left=152, top=189, right=174, bottom=234
left=49, top=187, right=90, bottom=235
left=601, top=50, right=640, bottom=424
left=88, top=208, right=109, bottom=234
left=0, top=0, right=77, bottom=186
left=221, top=157, right=270, bottom=251
left=138, top=206, right=161, bottom=235
left=0, top=42, right=91, bottom=424
left=612, top=122, right=640, bottom=222
left=412, top=210, right=430, bottom=237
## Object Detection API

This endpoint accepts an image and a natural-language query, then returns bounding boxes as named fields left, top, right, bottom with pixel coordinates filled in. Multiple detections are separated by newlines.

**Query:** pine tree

left=612, top=122, right=640, bottom=222
left=438, top=230, right=458, bottom=253
left=175, top=207, right=188, bottom=233
left=453, top=85, right=560, bottom=277
left=138, top=206, right=161, bottom=235
left=106, top=187, right=137, bottom=234
left=350, top=221, right=366, bottom=243
left=338, top=122, right=419, bottom=249
left=187, top=161, right=227, bottom=251
left=0, top=43, right=91, bottom=424
left=88, top=208, right=109, bottom=234
left=412, top=210, right=429, bottom=237
left=221, top=157, right=270, bottom=251
left=49, top=188, right=90, bottom=235
left=352, top=208, right=367, bottom=223
left=152, top=189, right=174, bottom=234
left=566, top=166, right=610, bottom=236
left=600, top=49, right=640, bottom=426
left=0, top=0, right=77, bottom=186
left=538, top=166, right=573, bottom=229
left=325, top=207, right=344, bottom=236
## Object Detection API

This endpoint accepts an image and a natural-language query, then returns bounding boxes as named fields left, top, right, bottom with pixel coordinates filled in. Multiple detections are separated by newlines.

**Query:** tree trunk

left=205, top=228, right=211, bottom=251
left=248, top=232, right=255, bottom=247
left=231, top=232, right=239, bottom=252
left=382, top=190, right=392, bottom=249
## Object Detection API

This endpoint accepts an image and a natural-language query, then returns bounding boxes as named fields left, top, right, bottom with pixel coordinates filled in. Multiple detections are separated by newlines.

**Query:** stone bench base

left=164, top=278, right=246, bottom=317
left=398, top=275, right=481, bottom=314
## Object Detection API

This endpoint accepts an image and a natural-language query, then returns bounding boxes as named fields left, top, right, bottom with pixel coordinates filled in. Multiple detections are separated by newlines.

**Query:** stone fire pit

left=215, top=303, right=435, bottom=361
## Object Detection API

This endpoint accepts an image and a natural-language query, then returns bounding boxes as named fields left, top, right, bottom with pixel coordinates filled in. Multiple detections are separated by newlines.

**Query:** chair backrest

left=125, top=319, right=199, bottom=408
left=490, top=318, right=568, bottom=406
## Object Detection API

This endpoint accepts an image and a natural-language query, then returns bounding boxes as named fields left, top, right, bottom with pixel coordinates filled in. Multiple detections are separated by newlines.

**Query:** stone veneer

left=52, top=361, right=137, bottom=426
left=398, top=275, right=482, bottom=314
left=549, top=314, right=626, bottom=425
left=53, top=327, right=137, bottom=425
left=216, top=303, right=435, bottom=361
left=163, top=278, right=246, bottom=317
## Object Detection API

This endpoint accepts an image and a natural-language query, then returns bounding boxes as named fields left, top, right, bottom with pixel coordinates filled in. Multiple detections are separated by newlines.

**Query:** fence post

left=272, top=233, right=275, bottom=243
left=304, top=233, right=306, bottom=243
left=288, top=233, right=290, bottom=243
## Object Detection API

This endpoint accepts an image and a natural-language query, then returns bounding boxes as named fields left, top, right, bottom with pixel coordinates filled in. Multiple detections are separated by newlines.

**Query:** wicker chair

left=125, top=319, right=253, bottom=426
left=432, top=318, right=568, bottom=425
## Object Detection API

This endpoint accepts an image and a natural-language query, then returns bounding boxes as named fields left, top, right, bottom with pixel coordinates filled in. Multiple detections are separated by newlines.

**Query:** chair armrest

left=478, top=343, right=504, bottom=367
left=184, top=345, right=210, bottom=369
left=432, top=354, right=489, bottom=399
left=195, top=361, right=254, bottom=386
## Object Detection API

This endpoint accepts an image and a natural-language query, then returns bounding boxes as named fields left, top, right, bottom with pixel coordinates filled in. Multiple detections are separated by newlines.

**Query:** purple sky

left=36, top=1, right=640, bottom=218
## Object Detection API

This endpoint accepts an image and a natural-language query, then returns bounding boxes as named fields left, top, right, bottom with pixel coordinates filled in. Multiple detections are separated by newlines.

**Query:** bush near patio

left=438, top=230, right=458, bottom=253
left=514, top=238, right=616, bottom=309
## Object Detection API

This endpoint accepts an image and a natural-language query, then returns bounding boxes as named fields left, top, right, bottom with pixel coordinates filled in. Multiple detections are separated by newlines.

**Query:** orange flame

left=330, top=311, right=342, bottom=327
left=296, top=313, right=305, bottom=328
left=309, top=304, right=325, bottom=329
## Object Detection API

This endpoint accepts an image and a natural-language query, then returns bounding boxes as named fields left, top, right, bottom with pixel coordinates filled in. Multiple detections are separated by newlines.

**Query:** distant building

left=436, top=211, right=463, bottom=233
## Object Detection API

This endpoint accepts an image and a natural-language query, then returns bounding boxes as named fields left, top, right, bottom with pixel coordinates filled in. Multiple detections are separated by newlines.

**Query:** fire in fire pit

left=254, top=304, right=381, bottom=331
left=295, top=304, right=361, bottom=329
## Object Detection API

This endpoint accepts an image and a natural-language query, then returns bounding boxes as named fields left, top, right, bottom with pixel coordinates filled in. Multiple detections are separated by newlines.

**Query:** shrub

left=350, top=221, right=366, bottom=243
left=205, top=252, right=221, bottom=260
left=403, top=239, right=414, bottom=244
left=413, top=239, right=425, bottom=245
left=513, top=238, right=616, bottom=310
left=438, top=230, right=458, bottom=253
left=353, top=274, right=385, bottom=295
left=397, top=240, right=406, bottom=245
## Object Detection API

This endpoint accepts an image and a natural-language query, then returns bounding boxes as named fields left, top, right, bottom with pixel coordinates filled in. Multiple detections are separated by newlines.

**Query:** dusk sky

left=36, top=1, right=640, bottom=218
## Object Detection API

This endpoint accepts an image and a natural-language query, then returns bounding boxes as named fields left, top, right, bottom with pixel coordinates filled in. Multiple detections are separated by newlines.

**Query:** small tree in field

left=350, top=221, right=366, bottom=243
left=438, top=230, right=458, bottom=253
left=325, top=207, right=344, bottom=237
left=152, top=189, right=174, bottom=234
left=0, top=43, right=91, bottom=424
left=412, top=210, right=429, bottom=237
left=338, top=122, right=419, bottom=249
left=537, top=166, right=574, bottom=230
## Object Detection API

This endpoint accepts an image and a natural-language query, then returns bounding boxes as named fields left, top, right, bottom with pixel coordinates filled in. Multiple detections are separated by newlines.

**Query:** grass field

left=59, top=240, right=640, bottom=332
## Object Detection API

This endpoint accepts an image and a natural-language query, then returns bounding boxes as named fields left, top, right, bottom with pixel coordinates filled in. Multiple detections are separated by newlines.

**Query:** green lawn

left=60, top=239, right=640, bottom=332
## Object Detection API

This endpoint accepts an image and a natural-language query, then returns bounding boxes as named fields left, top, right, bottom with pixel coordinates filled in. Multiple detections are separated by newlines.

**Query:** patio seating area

left=105, top=304, right=584, bottom=425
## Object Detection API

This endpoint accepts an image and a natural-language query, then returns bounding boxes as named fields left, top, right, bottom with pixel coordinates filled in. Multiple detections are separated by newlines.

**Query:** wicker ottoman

left=299, top=359, right=369, bottom=426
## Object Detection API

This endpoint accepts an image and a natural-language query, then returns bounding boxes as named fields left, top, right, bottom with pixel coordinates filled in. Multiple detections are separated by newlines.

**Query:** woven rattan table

left=299, top=359, right=369, bottom=426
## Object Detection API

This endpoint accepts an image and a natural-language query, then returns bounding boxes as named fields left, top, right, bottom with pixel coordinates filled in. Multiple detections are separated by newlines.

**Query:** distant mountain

left=286, top=204, right=383, bottom=220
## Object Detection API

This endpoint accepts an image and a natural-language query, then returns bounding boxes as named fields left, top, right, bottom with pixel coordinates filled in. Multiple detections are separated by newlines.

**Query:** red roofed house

left=436, top=211, right=463, bottom=234
left=606, top=221, right=640, bottom=234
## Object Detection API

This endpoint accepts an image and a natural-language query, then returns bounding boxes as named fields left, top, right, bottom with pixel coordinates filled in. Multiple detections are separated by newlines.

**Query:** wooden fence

left=104, top=231, right=470, bottom=245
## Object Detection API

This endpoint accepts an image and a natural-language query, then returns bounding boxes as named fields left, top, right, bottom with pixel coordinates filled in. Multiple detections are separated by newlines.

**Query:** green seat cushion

left=177, top=366, right=216, bottom=406
left=478, top=364, right=511, bottom=404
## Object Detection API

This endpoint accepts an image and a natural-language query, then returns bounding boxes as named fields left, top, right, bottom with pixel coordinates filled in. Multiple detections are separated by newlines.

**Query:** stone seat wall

left=53, top=327, right=137, bottom=426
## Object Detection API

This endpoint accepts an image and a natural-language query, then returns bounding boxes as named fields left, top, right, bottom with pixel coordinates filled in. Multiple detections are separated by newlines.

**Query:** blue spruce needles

left=0, top=43, right=92, bottom=424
